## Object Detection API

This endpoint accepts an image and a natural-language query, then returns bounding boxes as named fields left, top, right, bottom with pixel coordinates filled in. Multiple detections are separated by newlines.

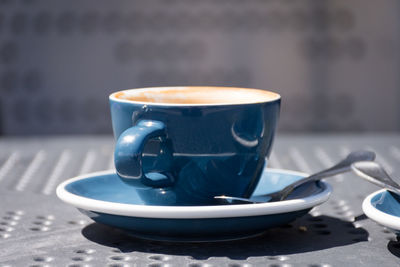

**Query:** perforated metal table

left=0, top=135, right=399, bottom=267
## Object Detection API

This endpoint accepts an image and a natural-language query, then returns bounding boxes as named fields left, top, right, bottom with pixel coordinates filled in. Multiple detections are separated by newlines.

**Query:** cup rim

left=109, top=86, right=281, bottom=107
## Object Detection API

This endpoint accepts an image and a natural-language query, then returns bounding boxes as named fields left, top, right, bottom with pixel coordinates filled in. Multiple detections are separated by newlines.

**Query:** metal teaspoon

left=215, top=150, right=376, bottom=204
left=351, top=161, right=400, bottom=198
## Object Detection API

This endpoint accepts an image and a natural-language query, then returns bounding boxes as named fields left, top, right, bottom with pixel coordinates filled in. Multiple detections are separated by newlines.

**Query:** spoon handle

left=277, top=150, right=376, bottom=200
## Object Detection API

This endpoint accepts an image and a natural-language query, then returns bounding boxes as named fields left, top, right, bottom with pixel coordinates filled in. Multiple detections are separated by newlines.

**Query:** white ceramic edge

left=109, top=87, right=281, bottom=107
left=362, top=189, right=400, bottom=230
left=56, top=168, right=332, bottom=219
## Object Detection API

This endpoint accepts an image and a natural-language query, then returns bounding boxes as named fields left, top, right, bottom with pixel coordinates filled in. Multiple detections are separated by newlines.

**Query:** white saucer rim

left=362, top=189, right=400, bottom=230
left=56, top=168, right=332, bottom=219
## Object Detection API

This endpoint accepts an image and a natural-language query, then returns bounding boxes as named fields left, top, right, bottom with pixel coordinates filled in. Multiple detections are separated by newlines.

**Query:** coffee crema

left=111, top=86, right=280, bottom=105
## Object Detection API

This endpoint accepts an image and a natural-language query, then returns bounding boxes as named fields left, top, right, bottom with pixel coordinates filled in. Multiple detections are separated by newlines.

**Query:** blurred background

left=0, top=0, right=399, bottom=135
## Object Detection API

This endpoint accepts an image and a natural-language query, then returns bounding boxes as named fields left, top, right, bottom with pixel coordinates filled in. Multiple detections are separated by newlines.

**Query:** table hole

left=71, top=256, right=92, bottom=262
left=33, top=256, right=53, bottom=262
left=36, top=215, right=54, bottom=220
left=0, top=221, right=17, bottom=226
left=268, top=256, right=289, bottom=261
left=6, top=210, right=24, bottom=216
left=109, top=255, right=130, bottom=261
left=228, top=264, right=252, bottom=267
left=188, top=263, right=210, bottom=267
left=68, top=264, right=91, bottom=267
left=147, top=263, right=169, bottom=267
left=0, top=226, right=13, bottom=232
left=33, top=221, right=52, bottom=226
left=341, top=206, right=350, bottom=211
left=334, top=205, right=350, bottom=211
left=308, top=264, right=331, bottom=267
left=108, top=264, right=129, bottom=267
left=0, top=233, right=10, bottom=238
left=148, top=255, right=169, bottom=261
left=29, top=227, right=49, bottom=232
left=277, top=256, right=288, bottom=261
left=344, top=211, right=354, bottom=217
left=330, top=200, right=347, bottom=206
left=75, top=249, right=95, bottom=254
left=3, top=215, right=20, bottom=220
left=68, top=220, right=86, bottom=225
left=268, top=264, right=292, bottom=267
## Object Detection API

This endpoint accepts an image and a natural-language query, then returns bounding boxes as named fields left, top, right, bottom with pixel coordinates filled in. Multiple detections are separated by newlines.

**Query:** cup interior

left=110, top=86, right=280, bottom=106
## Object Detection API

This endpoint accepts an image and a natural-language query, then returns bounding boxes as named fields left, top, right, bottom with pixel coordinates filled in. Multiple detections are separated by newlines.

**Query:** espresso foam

left=112, top=87, right=280, bottom=105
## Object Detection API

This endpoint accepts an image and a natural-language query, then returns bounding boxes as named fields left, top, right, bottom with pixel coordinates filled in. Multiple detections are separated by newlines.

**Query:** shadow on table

left=387, top=236, right=400, bottom=258
left=81, top=214, right=369, bottom=259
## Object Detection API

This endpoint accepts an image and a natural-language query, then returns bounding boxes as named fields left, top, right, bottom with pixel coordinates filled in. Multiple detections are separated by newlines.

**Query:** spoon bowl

left=351, top=161, right=400, bottom=197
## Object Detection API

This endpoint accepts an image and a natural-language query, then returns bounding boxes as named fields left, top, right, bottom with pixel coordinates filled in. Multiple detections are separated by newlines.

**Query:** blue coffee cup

left=110, top=86, right=280, bottom=205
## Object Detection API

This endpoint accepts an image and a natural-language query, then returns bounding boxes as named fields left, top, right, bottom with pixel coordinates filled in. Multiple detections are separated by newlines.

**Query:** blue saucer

left=363, top=190, right=400, bottom=235
left=57, top=168, right=331, bottom=242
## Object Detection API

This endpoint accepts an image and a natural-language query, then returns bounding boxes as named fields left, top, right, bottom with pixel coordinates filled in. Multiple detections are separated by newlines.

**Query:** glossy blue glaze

left=65, top=168, right=312, bottom=206
left=114, top=120, right=174, bottom=188
left=110, top=88, right=280, bottom=205
left=371, top=191, right=400, bottom=234
left=371, top=191, right=400, bottom=217
left=65, top=169, right=320, bottom=241
left=80, top=208, right=309, bottom=242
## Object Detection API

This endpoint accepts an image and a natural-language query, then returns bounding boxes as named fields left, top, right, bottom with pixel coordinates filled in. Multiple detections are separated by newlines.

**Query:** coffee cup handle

left=114, top=120, right=174, bottom=188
